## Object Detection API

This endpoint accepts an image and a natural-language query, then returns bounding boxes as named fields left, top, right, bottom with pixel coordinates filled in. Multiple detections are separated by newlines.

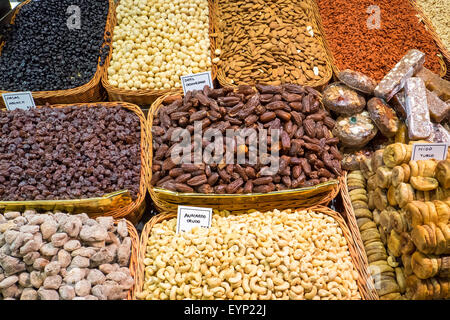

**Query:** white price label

left=2, top=92, right=36, bottom=111
left=411, top=143, right=448, bottom=161
left=176, top=205, right=212, bottom=234
left=180, top=71, right=213, bottom=94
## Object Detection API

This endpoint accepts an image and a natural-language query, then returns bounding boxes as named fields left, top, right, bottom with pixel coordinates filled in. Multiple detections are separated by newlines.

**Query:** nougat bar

left=375, top=49, right=425, bottom=101
left=416, top=67, right=450, bottom=101
left=426, top=89, right=450, bottom=123
left=404, top=77, right=432, bottom=140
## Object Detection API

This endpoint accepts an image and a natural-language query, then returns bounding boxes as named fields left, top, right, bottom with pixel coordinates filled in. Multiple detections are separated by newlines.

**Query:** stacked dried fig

left=151, top=84, right=343, bottom=194
left=0, top=211, right=133, bottom=300
left=349, top=143, right=450, bottom=300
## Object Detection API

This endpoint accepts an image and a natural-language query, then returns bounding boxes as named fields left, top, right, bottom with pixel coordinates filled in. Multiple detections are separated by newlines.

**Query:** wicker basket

left=410, top=0, right=450, bottom=62
left=134, top=205, right=377, bottom=300
left=312, top=0, right=447, bottom=81
left=118, top=218, right=139, bottom=300
left=410, top=0, right=450, bottom=82
left=0, top=102, right=149, bottom=221
left=214, top=0, right=333, bottom=90
left=123, top=201, right=146, bottom=226
left=148, top=93, right=341, bottom=214
left=101, top=0, right=219, bottom=106
left=445, top=57, right=450, bottom=81
left=0, top=0, right=115, bottom=107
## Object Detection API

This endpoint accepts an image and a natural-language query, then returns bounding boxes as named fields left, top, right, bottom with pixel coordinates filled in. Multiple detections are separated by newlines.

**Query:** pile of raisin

left=0, top=0, right=109, bottom=91
left=0, top=106, right=141, bottom=201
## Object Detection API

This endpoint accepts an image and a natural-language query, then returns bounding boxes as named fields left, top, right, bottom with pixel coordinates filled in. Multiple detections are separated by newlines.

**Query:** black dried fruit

left=0, top=0, right=109, bottom=91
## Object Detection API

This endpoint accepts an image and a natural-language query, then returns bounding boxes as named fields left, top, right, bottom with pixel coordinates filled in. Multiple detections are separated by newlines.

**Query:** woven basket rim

left=134, top=205, right=376, bottom=300
left=0, top=0, right=115, bottom=100
left=312, top=0, right=447, bottom=80
left=101, top=0, right=218, bottom=100
left=119, top=218, right=139, bottom=300
left=214, top=0, right=333, bottom=88
left=152, top=179, right=339, bottom=198
left=0, top=102, right=149, bottom=219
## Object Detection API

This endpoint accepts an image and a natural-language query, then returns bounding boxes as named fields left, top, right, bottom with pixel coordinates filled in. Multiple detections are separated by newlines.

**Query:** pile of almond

left=216, top=0, right=330, bottom=86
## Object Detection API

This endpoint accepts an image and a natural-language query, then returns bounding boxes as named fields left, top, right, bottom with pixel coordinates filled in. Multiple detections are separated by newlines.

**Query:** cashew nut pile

left=108, top=0, right=212, bottom=90
left=136, top=209, right=361, bottom=300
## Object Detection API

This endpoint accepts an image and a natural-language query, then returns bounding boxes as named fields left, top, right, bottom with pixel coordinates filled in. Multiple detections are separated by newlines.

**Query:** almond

left=218, top=0, right=329, bottom=86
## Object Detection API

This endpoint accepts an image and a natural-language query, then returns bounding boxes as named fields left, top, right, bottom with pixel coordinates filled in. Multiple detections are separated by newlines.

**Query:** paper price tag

left=411, top=143, right=448, bottom=161
left=180, top=71, right=213, bottom=94
left=176, top=205, right=212, bottom=234
left=2, top=92, right=36, bottom=111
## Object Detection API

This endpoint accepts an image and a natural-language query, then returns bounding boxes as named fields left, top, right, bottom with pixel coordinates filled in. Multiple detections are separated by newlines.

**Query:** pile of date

left=150, top=83, right=343, bottom=194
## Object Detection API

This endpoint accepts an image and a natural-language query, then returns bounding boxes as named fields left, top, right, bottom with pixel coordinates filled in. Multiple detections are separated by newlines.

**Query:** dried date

left=150, top=83, right=343, bottom=194
left=226, top=178, right=244, bottom=194
left=175, top=183, right=194, bottom=193
left=260, top=112, right=276, bottom=123
left=197, top=184, right=214, bottom=194
left=175, top=173, right=192, bottom=183
left=187, top=175, right=207, bottom=187
left=275, top=110, right=291, bottom=121
left=303, top=119, right=316, bottom=138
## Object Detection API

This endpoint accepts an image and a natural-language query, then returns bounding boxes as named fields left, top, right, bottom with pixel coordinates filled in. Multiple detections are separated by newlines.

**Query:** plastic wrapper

left=323, top=82, right=366, bottom=115
left=375, top=49, right=425, bottom=102
left=333, top=111, right=378, bottom=148
left=367, top=97, right=400, bottom=138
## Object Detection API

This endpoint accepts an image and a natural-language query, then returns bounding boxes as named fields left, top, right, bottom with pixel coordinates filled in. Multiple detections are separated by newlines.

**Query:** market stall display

left=0, top=103, right=149, bottom=220
left=0, top=211, right=138, bottom=300
left=215, top=0, right=332, bottom=87
left=0, top=0, right=115, bottom=106
left=313, top=0, right=446, bottom=81
left=134, top=207, right=374, bottom=300
left=103, top=0, right=217, bottom=105
left=0, top=0, right=448, bottom=302
left=344, top=141, right=450, bottom=300
left=149, top=83, right=341, bottom=213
